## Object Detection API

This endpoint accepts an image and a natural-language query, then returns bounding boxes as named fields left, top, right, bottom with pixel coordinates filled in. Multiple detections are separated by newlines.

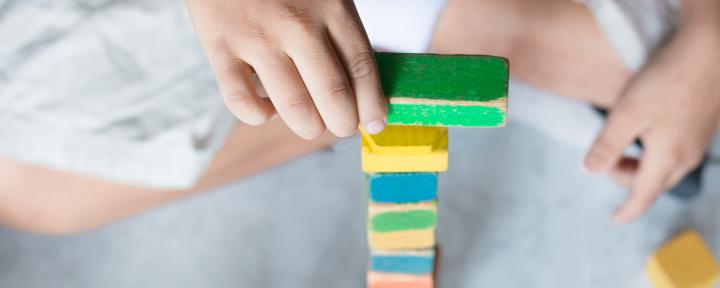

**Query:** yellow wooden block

left=368, top=229, right=435, bottom=250
left=647, top=230, right=720, bottom=288
left=361, top=125, right=448, bottom=173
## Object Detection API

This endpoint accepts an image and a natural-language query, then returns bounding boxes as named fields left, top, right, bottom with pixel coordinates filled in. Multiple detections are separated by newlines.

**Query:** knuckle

left=281, top=97, right=313, bottom=114
left=223, top=93, right=271, bottom=125
left=279, top=5, right=321, bottom=35
left=325, top=81, right=353, bottom=101
left=224, top=91, right=253, bottom=104
left=237, top=21, right=275, bottom=50
left=348, top=52, right=377, bottom=81
left=207, top=39, right=235, bottom=62
left=223, top=92, right=256, bottom=109
left=246, top=28, right=273, bottom=48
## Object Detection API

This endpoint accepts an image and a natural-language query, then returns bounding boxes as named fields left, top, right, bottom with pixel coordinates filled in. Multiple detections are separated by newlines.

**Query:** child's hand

left=584, top=26, right=720, bottom=224
left=186, top=0, right=387, bottom=139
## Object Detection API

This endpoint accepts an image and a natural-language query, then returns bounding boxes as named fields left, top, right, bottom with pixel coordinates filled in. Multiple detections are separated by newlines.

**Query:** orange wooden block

left=367, top=272, right=433, bottom=288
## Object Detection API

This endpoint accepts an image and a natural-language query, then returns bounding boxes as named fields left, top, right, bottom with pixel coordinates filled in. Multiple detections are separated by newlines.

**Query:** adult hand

left=186, top=0, right=387, bottom=139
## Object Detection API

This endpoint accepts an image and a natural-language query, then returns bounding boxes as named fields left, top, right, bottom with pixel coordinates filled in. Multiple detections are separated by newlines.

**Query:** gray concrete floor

left=1, top=85, right=719, bottom=287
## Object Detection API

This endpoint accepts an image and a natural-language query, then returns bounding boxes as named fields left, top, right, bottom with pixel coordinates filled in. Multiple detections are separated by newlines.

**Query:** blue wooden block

left=368, top=173, right=437, bottom=203
left=371, top=250, right=435, bottom=275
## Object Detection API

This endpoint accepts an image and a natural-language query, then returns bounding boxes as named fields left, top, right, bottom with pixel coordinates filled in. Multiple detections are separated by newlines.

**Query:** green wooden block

left=375, top=52, right=509, bottom=127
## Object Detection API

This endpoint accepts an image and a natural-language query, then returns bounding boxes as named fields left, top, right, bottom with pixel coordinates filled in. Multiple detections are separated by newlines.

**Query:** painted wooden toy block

left=375, top=52, right=509, bottom=127
left=368, top=202, right=436, bottom=250
left=647, top=230, right=720, bottom=288
left=361, top=125, right=448, bottom=173
left=367, top=272, right=433, bottom=288
left=371, top=249, right=435, bottom=275
left=368, top=173, right=438, bottom=204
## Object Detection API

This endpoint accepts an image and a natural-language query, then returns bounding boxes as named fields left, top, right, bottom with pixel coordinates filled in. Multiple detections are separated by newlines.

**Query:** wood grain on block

left=368, top=173, right=437, bottom=203
left=647, top=230, right=720, bottom=288
left=368, top=202, right=437, bottom=233
left=376, top=52, right=509, bottom=127
left=367, top=272, right=433, bottom=288
left=361, top=125, right=448, bottom=173
left=371, top=249, right=435, bottom=275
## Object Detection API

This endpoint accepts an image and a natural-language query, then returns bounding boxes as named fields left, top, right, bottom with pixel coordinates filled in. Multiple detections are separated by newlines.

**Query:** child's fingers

left=328, top=6, right=387, bottom=134
left=285, top=31, right=359, bottom=137
left=584, top=107, right=646, bottom=173
left=206, top=45, right=276, bottom=125
left=609, top=158, right=639, bottom=188
left=250, top=52, right=325, bottom=140
left=612, top=147, right=674, bottom=224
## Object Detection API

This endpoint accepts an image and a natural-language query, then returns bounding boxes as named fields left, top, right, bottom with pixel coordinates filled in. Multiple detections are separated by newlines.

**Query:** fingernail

left=363, top=120, right=386, bottom=134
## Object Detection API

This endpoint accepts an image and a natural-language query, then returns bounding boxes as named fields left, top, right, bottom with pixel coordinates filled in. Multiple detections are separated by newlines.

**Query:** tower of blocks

left=362, top=52, right=509, bottom=288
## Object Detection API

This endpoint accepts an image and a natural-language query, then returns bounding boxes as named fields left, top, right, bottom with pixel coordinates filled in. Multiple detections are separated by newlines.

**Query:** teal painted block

left=371, top=250, right=435, bottom=275
left=368, top=173, right=437, bottom=203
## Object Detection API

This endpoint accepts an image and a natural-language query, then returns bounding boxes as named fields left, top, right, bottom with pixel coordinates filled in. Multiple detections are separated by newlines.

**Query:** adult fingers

left=205, top=43, right=276, bottom=125
left=327, top=3, right=387, bottom=134
left=248, top=52, right=325, bottom=140
left=285, top=31, right=359, bottom=137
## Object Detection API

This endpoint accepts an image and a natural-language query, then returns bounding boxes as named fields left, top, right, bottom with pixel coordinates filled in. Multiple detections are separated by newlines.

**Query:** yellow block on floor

left=360, top=125, right=448, bottom=173
left=647, top=230, right=720, bottom=288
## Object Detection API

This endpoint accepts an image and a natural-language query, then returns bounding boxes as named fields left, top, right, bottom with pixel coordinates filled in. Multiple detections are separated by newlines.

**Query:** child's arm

left=584, top=0, right=720, bottom=224
left=185, top=0, right=388, bottom=139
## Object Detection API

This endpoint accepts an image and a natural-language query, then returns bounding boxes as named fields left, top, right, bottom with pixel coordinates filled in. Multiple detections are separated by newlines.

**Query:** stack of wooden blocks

left=362, top=52, right=509, bottom=288
left=362, top=126, right=446, bottom=288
